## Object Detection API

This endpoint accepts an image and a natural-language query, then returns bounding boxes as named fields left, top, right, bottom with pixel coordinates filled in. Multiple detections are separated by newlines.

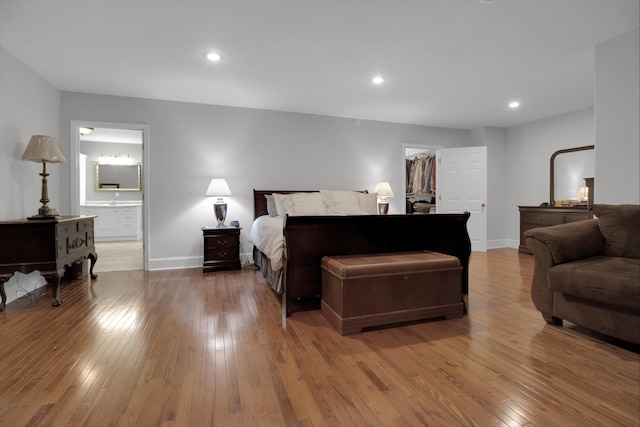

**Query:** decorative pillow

left=264, top=194, right=278, bottom=216
left=320, top=190, right=366, bottom=215
left=283, top=192, right=327, bottom=216
left=590, top=204, right=640, bottom=258
left=358, top=192, right=378, bottom=215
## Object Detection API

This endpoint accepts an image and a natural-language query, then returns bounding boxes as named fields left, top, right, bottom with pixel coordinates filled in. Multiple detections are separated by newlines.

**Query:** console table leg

left=45, top=272, right=63, bottom=307
left=89, top=252, right=98, bottom=280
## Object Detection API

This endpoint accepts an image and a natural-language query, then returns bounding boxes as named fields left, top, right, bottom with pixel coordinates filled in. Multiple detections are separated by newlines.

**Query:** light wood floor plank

left=0, top=249, right=637, bottom=426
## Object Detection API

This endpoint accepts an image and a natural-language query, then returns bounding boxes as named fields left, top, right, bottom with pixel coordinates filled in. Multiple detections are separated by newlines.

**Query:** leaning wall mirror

left=94, top=162, right=142, bottom=192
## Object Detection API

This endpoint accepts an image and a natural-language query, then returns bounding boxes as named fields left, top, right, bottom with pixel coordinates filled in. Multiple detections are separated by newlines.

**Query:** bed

left=249, top=189, right=471, bottom=317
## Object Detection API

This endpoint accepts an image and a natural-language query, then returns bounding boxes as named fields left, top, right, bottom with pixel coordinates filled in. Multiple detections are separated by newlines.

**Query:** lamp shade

left=576, top=186, right=589, bottom=199
left=21, top=135, right=66, bottom=163
left=374, top=181, right=394, bottom=197
left=205, top=178, right=232, bottom=197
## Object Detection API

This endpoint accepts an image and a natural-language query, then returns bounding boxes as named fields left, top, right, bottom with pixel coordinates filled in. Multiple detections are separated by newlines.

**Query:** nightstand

left=201, top=226, right=242, bottom=272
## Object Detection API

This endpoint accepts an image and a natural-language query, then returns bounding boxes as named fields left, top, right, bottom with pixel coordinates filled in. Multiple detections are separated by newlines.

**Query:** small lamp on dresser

left=374, top=181, right=394, bottom=215
left=205, top=178, right=232, bottom=227
left=21, top=135, right=66, bottom=219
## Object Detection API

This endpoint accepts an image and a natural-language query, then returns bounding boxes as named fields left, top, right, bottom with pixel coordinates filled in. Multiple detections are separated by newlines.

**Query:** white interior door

left=437, top=146, right=487, bottom=252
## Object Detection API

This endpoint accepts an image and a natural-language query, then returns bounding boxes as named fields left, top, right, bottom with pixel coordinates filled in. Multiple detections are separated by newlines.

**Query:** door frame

left=69, top=120, right=150, bottom=270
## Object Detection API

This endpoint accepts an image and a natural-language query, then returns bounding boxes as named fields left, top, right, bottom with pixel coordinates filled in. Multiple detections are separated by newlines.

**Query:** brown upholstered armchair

left=525, top=204, right=640, bottom=344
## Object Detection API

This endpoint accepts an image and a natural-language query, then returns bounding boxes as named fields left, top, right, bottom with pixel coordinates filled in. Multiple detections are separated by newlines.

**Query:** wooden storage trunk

left=321, top=251, right=464, bottom=335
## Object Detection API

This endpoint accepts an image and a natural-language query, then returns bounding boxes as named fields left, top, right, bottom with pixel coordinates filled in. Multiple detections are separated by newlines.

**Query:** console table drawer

left=57, top=219, right=95, bottom=258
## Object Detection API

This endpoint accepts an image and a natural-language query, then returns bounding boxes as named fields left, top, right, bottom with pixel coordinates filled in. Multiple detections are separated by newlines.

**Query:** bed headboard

left=253, top=189, right=318, bottom=219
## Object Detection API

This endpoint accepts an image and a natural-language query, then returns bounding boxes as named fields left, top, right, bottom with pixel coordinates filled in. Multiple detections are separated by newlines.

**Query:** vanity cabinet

left=518, top=206, right=592, bottom=254
left=80, top=205, right=142, bottom=241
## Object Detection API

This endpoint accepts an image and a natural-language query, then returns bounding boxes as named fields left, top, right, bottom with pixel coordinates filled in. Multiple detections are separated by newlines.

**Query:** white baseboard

left=147, top=252, right=254, bottom=271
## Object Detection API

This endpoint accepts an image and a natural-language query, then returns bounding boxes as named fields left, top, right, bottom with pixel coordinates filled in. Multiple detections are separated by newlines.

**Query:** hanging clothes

left=406, top=155, right=435, bottom=196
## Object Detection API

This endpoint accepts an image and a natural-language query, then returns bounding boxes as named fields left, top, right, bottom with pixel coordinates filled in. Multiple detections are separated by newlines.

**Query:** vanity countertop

left=82, top=202, right=142, bottom=207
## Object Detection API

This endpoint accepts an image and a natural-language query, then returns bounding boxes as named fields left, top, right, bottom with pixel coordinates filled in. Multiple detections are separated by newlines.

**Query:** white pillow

left=284, top=192, right=327, bottom=216
left=272, top=193, right=290, bottom=216
left=320, top=190, right=366, bottom=215
left=265, top=194, right=279, bottom=216
left=359, top=192, right=378, bottom=215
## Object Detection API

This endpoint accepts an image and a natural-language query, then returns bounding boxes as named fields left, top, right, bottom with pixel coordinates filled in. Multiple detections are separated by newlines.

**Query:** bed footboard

left=282, top=213, right=471, bottom=316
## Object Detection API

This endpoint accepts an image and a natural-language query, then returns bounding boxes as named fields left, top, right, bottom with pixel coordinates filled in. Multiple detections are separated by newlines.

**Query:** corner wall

left=595, top=28, right=640, bottom=204
left=0, top=44, right=61, bottom=305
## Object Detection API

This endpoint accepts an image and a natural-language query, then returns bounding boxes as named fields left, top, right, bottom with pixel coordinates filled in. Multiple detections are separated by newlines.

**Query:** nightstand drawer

left=204, top=247, right=237, bottom=260
left=205, top=235, right=237, bottom=250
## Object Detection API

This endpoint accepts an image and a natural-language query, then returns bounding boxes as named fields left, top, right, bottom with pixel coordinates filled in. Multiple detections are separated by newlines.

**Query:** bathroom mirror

left=94, top=162, right=142, bottom=192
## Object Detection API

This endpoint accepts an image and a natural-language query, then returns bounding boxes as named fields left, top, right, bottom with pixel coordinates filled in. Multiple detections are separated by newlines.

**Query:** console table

left=0, top=216, right=98, bottom=310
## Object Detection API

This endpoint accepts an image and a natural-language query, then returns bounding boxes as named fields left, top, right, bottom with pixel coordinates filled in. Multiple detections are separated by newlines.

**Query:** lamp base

left=214, top=203, right=228, bottom=227
left=378, top=202, right=389, bottom=215
left=27, top=207, right=59, bottom=220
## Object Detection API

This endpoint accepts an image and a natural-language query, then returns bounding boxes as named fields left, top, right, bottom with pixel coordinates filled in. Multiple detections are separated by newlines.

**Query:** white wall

left=0, top=45, right=61, bottom=220
left=504, top=108, right=595, bottom=246
left=0, top=45, right=61, bottom=305
left=60, top=92, right=471, bottom=269
left=595, top=28, right=640, bottom=204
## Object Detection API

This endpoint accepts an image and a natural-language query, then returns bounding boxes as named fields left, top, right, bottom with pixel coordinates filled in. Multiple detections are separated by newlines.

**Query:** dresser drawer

left=522, top=212, right=564, bottom=226
left=565, top=213, right=590, bottom=223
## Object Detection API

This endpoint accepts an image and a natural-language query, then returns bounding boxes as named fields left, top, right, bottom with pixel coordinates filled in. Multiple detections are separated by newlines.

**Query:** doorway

left=70, top=121, right=149, bottom=271
left=403, top=143, right=488, bottom=252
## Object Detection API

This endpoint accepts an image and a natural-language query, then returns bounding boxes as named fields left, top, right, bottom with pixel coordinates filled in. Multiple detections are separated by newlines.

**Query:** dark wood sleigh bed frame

left=252, top=190, right=472, bottom=317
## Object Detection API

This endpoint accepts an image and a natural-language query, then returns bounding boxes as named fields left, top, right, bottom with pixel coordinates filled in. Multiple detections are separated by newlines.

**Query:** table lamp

left=21, top=135, right=66, bottom=219
left=205, top=178, right=232, bottom=227
left=374, top=181, right=394, bottom=215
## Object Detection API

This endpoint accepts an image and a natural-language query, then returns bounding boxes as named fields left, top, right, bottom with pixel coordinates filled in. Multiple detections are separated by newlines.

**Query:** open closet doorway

left=70, top=121, right=150, bottom=271
left=403, top=143, right=488, bottom=252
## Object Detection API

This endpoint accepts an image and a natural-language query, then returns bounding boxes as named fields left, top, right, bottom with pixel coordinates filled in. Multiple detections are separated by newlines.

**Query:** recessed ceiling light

left=372, top=76, right=385, bottom=85
left=509, top=101, right=520, bottom=109
left=206, top=52, right=222, bottom=62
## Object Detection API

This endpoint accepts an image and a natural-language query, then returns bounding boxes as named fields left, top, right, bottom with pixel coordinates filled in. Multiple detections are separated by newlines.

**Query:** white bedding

left=248, top=215, right=285, bottom=271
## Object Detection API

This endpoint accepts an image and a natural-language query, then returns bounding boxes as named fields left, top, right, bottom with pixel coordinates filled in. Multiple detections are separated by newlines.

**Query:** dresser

left=518, top=206, right=592, bottom=254
left=201, top=227, right=241, bottom=272
left=0, top=216, right=98, bottom=310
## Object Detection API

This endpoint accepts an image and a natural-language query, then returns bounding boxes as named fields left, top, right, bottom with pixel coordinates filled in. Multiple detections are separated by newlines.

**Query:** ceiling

left=1, top=0, right=638, bottom=130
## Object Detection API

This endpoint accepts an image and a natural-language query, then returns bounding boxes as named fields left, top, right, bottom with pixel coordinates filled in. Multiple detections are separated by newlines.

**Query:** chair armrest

left=525, top=219, right=604, bottom=264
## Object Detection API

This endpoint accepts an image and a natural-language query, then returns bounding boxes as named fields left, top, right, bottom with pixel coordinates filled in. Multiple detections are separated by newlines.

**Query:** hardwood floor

left=0, top=249, right=637, bottom=426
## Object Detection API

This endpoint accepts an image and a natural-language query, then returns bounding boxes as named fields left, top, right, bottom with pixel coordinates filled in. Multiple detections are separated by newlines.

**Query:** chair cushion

left=548, top=255, right=640, bottom=310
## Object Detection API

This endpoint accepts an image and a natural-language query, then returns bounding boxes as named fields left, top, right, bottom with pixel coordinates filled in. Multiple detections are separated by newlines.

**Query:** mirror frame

left=94, top=162, right=143, bottom=192
left=549, top=145, right=594, bottom=205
